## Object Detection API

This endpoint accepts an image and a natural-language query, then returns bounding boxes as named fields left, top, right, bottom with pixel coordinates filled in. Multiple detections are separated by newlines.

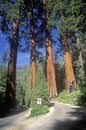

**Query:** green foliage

left=16, top=66, right=30, bottom=106
left=78, top=81, right=86, bottom=107
left=30, top=105, right=49, bottom=117
left=58, top=81, right=86, bottom=107
left=30, top=64, right=49, bottom=116
left=75, top=66, right=85, bottom=85
left=71, top=33, right=86, bottom=86
left=25, top=87, right=31, bottom=106
left=58, top=89, right=81, bottom=105
left=0, top=65, right=7, bottom=103
left=47, top=0, right=85, bottom=35
left=30, top=65, right=49, bottom=107
left=5, top=0, right=24, bottom=20
left=55, top=57, right=65, bottom=93
left=0, top=51, right=7, bottom=103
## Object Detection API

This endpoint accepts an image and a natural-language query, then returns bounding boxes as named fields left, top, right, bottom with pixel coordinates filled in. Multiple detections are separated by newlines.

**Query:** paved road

left=0, top=107, right=30, bottom=130
left=0, top=103, right=86, bottom=130
left=26, top=103, right=86, bottom=130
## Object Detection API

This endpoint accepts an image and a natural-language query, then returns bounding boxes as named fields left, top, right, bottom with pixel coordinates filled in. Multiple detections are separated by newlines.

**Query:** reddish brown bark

left=30, top=40, right=36, bottom=89
left=44, top=0, right=58, bottom=98
left=46, top=32, right=58, bottom=98
left=61, top=33, right=76, bottom=93
left=5, top=19, right=19, bottom=108
left=30, top=10, right=36, bottom=89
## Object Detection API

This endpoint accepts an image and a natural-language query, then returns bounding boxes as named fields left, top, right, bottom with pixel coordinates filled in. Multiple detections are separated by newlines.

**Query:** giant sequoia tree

left=5, top=1, right=21, bottom=108
left=24, top=0, right=43, bottom=89
left=60, top=33, right=76, bottom=92
left=5, top=18, right=19, bottom=108
left=47, top=0, right=77, bottom=92
left=56, top=2, right=77, bottom=93
left=43, top=0, right=58, bottom=98
left=29, top=1, right=36, bottom=89
left=67, top=0, right=86, bottom=85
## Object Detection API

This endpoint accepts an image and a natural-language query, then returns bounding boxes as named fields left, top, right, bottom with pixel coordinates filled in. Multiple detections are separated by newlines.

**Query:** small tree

left=78, top=80, right=86, bottom=107
left=16, top=66, right=30, bottom=106
left=0, top=50, right=7, bottom=104
left=0, top=66, right=7, bottom=103
left=30, top=64, right=49, bottom=116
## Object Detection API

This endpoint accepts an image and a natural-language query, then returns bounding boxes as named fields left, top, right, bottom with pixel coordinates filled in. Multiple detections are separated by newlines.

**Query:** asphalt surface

left=0, top=103, right=86, bottom=130
left=0, top=106, right=30, bottom=130
left=25, top=103, right=86, bottom=130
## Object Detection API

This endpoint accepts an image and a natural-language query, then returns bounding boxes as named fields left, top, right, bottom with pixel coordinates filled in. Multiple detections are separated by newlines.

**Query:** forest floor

left=0, top=102, right=86, bottom=130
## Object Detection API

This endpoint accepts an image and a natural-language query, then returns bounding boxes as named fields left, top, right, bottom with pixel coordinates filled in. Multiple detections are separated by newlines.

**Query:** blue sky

left=0, top=32, right=8, bottom=60
left=0, top=31, right=30, bottom=66
left=0, top=32, right=46, bottom=66
left=0, top=29, right=60, bottom=66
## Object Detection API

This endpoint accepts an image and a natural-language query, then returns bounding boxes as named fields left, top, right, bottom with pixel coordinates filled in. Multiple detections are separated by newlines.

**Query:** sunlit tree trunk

left=46, top=32, right=58, bottom=98
left=76, top=32, right=83, bottom=67
left=61, top=33, right=76, bottom=93
left=5, top=19, right=19, bottom=108
left=43, top=0, right=58, bottom=98
left=30, top=8, right=36, bottom=89
left=75, top=31, right=85, bottom=85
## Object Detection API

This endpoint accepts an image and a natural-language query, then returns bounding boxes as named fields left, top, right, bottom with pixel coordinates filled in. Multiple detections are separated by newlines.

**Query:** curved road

left=25, top=102, right=86, bottom=130
left=0, top=107, right=30, bottom=130
left=0, top=103, right=86, bottom=130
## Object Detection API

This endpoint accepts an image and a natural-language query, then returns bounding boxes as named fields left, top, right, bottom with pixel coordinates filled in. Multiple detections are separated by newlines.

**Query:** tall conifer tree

left=30, top=1, right=36, bottom=89
left=24, top=0, right=37, bottom=89
left=47, top=0, right=77, bottom=92
left=4, top=0, right=23, bottom=108
left=43, top=0, right=58, bottom=98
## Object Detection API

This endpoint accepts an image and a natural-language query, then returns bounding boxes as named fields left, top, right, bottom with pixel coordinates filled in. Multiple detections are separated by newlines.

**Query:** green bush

left=30, top=105, right=49, bottom=117
left=58, top=89, right=81, bottom=105
left=16, top=66, right=30, bottom=106
left=0, top=65, right=7, bottom=103
left=30, top=64, right=49, bottom=116
left=25, top=87, right=31, bottom=106
left=78, top=81, right=86, bottom=107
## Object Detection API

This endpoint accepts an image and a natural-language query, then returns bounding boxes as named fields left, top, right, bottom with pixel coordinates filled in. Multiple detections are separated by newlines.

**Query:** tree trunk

left=5, top=19, right=19, bottom=108
left=46, top=31, right=58, bottom=98
left=76, top=32, right=83, bottom=68
left=30, top=10, right=36, bottom=89
left=61, top=33, right=76, bottom=93
left=43, top=0, right=58, bottom=98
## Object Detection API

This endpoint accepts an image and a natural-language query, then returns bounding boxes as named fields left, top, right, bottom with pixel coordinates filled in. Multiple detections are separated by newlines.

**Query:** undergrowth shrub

left=58, top=89, right=81, bottom=105
left=78, top=81, right=86, bottom=107
left=30, top=105, right=49, bottom=117
left=30, top=65, right=49, bottom=117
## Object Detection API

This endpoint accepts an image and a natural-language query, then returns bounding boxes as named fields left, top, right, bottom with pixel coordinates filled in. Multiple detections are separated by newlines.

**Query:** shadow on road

left=50, top=119, right=86, bottom=130
left=50, top=106, right=86, bottom=130
left=48, top=103, right=55, bottom=107
left=0, top=105, right=29, bottom=118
